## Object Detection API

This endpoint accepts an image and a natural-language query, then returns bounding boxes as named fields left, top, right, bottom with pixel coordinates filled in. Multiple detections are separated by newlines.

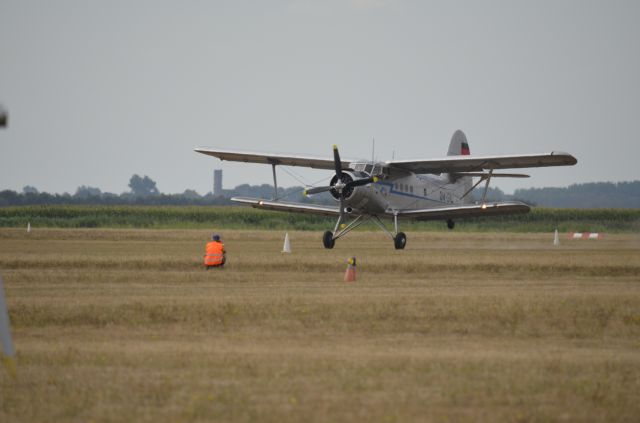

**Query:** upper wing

left=195, top=147, right=353, bottom=170
left=387, top=152, right=577, bottom=174
left=392, top=201, right=530, bottom=220
left=231, top=197, right=340, bottom=217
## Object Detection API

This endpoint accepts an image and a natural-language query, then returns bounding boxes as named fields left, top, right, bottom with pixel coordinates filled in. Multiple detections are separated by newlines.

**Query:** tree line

left=1, top=175, right=334, bottom=207
left=484, top=181, right=640, bottom=208
left=1, top=175, right=638, bottom=208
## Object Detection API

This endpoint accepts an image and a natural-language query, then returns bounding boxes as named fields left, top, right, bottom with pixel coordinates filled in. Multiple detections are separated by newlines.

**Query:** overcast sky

left=1, top=0, right=638, bottom=195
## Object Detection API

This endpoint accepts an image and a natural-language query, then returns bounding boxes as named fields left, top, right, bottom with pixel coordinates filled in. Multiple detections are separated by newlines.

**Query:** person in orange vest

left=204, top=234, right=226, bottom=269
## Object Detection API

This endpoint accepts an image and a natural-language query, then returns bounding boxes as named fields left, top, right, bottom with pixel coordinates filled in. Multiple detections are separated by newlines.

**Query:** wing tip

left=551, top=151, right=578, bottom=165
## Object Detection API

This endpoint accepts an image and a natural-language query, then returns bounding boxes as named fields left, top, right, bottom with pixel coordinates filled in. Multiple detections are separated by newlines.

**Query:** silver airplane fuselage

left=334, top=161, right=473, bottom=215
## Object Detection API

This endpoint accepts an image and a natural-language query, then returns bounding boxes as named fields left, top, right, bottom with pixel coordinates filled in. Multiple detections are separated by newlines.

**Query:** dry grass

left=0, top=228, right=639, bottom=422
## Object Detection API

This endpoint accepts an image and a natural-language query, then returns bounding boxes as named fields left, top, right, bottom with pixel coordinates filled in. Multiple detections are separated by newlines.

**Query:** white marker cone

left=282, top=232, right=291, bottom=253
left=27, top=222, right=31, bottom=234
left=553, top=229, right=560, bottom=246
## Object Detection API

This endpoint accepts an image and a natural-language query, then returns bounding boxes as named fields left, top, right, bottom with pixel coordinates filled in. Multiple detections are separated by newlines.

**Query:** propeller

left=333, top=144, right=342, bottom=177
left=303, top=145, right=379, bottom=202
left=304, top=185, right=333, bottom=196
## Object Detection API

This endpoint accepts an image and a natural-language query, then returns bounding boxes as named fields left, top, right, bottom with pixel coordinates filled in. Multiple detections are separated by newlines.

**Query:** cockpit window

left=354, top=163, right=388, bottom=175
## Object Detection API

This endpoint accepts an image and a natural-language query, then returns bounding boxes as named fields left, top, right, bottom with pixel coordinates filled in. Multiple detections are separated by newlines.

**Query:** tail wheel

left=447, top=219, right=455, bottom=230
left=394, top=232, right=407, bottom=250
left=322, top=231, right=335, bottom=249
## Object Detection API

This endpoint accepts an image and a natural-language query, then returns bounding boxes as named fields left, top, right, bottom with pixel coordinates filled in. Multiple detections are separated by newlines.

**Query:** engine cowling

left=329, top=172, right=353, bottom=200
left=329, top=171, right=370, bottom=204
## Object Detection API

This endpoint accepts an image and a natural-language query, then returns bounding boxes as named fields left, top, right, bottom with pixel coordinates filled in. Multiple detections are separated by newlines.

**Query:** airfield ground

left=0, top=228, right=639, bottom=422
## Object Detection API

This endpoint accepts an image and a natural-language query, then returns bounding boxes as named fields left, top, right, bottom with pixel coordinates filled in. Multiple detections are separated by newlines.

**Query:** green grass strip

left=0, top=205, right=638, bottom=232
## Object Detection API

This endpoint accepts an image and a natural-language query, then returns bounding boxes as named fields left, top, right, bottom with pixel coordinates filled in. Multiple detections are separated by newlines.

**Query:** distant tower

left=213, top=169, right=223, bottom=196
left=0, top=104, right=7, bottom=128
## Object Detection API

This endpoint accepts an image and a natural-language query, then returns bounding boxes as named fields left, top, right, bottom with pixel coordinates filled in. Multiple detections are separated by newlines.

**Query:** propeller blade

left=332, top=144, right=342, bottom=177
left=345, top=175, right=378, bottom=190
left=304, top=186, right=332, bottom=196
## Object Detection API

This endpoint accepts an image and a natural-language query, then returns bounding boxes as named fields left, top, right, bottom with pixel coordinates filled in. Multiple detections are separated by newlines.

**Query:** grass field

left=0, top=228, right=639, bottom=422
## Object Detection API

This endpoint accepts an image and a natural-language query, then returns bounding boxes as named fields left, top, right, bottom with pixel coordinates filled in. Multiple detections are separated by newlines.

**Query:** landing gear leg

left=371, top=213, right=407, bottom=250
left=447, top=219, right=455, bottom=230
left=322, top=215, right=365, bottom=249
left=325, top=213, right=410, bottom=250
left=393, top=213, right=406, bottom=250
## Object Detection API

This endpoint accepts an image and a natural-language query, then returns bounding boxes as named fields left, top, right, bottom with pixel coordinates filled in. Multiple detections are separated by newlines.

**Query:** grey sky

left=1, top=0, right=639, bottom=195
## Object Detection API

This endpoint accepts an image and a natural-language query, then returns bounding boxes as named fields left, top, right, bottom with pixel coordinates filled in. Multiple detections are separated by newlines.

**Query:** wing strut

left=481, top=169, right=494, bottom=205
left=271, top=163, right=278, bottom=200
left=461, top=169, right=497, bottom=202
left=332, top=214, right=365, bottom=240
left=371, top=215, right=396, bottom=241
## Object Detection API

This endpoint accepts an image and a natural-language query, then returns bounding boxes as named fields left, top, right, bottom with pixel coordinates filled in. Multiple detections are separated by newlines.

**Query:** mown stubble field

left=0, top=228, right=639, bottom=422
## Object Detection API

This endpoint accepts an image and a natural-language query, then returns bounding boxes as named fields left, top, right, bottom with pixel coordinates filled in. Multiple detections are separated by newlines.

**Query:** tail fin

left=447, top=130, right=472, bottom=202
left=447, top=130, right=470, bottom=156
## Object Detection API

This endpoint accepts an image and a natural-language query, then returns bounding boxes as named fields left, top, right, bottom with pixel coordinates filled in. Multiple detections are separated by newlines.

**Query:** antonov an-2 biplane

left=195, top=130, right=577, bottom=249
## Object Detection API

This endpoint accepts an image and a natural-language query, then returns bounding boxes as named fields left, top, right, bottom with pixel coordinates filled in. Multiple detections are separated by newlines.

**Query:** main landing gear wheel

left=394, top=232, right=407, bottom=250
left=322, top=231, right=335, bottom=249
left=447, top=219, right=455, bottom=230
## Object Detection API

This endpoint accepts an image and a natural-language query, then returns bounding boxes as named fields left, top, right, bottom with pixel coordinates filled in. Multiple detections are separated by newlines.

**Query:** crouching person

left=204, top=234, right=226, bottom=269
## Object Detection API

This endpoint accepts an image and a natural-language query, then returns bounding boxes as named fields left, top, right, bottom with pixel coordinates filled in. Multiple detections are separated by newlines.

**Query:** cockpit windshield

left=351, top=162, right=387, bottom=176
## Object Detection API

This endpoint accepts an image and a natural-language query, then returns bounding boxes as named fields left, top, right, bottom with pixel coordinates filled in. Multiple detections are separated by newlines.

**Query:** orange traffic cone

left=344, top=257, right=356, bottom=282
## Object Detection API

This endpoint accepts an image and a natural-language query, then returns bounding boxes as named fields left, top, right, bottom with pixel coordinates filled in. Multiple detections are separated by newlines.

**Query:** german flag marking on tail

left=461, top=142, right=470, bottom=155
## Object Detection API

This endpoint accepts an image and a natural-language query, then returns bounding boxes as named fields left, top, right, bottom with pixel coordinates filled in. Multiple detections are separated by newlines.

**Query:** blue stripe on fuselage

left=375, top=181, right=450, bottom=204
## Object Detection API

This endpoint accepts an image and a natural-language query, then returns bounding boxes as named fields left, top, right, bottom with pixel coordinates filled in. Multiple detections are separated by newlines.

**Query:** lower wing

left=392, top=201, right=530, bottom=220
left=232, top=197, right=529, bottom=221
left=231, top=197, right=340, bottom=217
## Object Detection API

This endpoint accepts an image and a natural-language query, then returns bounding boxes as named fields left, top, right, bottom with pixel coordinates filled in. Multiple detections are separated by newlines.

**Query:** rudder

left=447, top=130, right=470, bottom=156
